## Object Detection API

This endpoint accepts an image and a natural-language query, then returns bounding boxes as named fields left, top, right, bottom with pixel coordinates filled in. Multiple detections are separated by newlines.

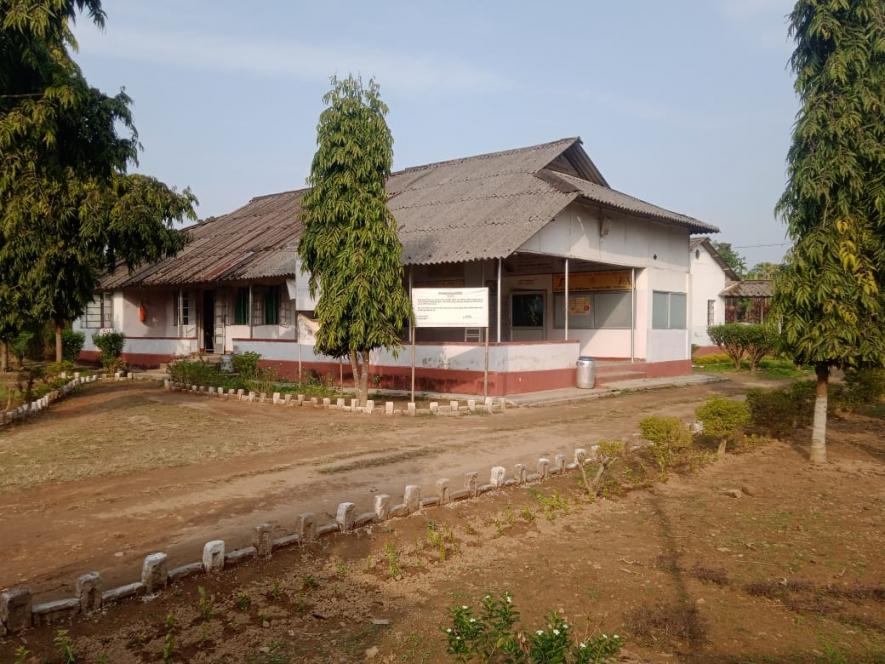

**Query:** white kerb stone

left=202, top=540, right=225, bottom=573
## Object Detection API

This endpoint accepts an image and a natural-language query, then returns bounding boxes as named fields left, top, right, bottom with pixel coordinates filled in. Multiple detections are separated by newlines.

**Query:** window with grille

left=707, top=300, right=715, bottom=327
left=234, top=288, right=249, bottom=325
left=84, top=293, right=113, bottom=328
left=264, top=286, right=280, bottom=325
left=172, top=292, right=190, bottom=326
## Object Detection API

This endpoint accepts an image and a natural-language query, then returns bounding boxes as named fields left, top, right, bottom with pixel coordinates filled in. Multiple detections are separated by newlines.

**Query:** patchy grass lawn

left=694, top=355, right=813, bottom=380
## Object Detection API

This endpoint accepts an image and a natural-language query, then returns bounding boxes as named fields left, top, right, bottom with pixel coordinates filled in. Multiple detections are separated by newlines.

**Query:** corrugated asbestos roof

left=101, top=137, right=718, bottom=288
left=721, top=280, right=773, bottom=298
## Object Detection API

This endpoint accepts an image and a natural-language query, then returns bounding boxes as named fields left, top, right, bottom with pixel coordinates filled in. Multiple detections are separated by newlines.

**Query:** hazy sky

left=73, top=0, right=798, bottom=266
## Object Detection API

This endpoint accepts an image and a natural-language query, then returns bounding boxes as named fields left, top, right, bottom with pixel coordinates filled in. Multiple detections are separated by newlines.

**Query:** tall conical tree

left=299, top=75, right=411, bottom=405
left=774, top=0, right=885, bottom=463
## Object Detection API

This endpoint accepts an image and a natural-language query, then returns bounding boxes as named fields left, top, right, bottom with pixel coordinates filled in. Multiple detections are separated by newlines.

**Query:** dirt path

left=0, top=379, right=760, bottom=595
left=0, top=402, right=881, bottom=663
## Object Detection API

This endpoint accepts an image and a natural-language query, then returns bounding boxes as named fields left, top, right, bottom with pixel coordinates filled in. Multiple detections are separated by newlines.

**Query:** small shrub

left=162, top=612, right=176, bottom=663
left=301, top=574, right=320, bottom=591
left=744, top=381, right=832, bottom=438
left=92, top=330, right=125, bottom=367
left=695, top=397, right=750, bottom=455
left=232, top=351, right=261, bottom=378
left=235, top=591, right=252, bottom=611
left=62, top=329, right=86, bottom=361
left=54, top=628, right=77, bottom=664
left=384, top=541, right=401, bottom=579
left=197, top=586, right=214, bottom=621
left=842, top=367, right=885, bottom=405
left=708, top=323, right=778, bottom=371
left=640, top=416, right=692, bottom=477
left=691, top=353, right=733, bottom=366
left=443, top=592, right=622, bottom=663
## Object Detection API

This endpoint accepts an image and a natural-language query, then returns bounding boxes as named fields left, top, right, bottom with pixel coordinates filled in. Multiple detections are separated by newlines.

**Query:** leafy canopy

left=298, top=75, right=410, bottom=357
left=773, top=0, right=885, bottom=368
left=0, top=0, right=196, bottom=338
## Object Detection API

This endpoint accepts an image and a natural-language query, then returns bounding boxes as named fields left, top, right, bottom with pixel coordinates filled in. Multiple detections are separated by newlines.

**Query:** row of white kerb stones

left=164, top=380, right=507, bottom=415
left=0, top=373, right=102, bottom=427
left=0, top=445, right=598, bottom=635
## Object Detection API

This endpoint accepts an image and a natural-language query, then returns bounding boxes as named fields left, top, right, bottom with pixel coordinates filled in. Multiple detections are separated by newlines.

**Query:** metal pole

left=630, top=268, right=636, bottom=363
left=483, top=326, right=489, bottom=398
left=496, top=258, right=502, bottom=343
left=409, top=267, right=415, bottom=403
left=411, top=326, right=416, bottom=404
left=564, top=258, right=569, bottom=340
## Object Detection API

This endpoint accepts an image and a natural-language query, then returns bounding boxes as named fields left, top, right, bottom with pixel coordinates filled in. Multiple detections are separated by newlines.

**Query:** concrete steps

left=594, top=361, right=648, bottom=387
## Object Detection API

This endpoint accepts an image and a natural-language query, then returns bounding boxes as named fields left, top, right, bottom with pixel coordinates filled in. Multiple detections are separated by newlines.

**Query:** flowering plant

left=442, top=592, right=622, bottom=663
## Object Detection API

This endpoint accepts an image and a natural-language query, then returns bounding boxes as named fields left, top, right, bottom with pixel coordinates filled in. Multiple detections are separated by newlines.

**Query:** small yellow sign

left=553, top=270, right=632, bottom=292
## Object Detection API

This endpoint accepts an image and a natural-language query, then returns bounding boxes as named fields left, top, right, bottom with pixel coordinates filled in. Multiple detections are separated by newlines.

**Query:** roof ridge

left=391, top=137, right=579, bottom=176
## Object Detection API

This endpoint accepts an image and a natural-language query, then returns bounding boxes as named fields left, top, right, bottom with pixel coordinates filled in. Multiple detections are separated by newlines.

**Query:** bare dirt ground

left=0, top=396, right=882, bottom=663
left=0, top=378, right=759, bottom=596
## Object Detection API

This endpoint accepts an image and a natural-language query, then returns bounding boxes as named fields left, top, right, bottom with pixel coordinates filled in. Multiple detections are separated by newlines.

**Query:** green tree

left=774, top=0, right=885, bottom=464
left=712, top=241, right=747, bottom=278
left=1, top=0, right=196, bottom=361
left=298, top=75, right=411, bottom=405
left=746, top=261, right=780, bottom=280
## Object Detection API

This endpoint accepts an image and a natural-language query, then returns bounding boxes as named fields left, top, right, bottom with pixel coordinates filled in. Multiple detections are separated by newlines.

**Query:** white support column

left=496, top=258, right=502, bottom=343
left=178, top=288, right=183, bottom=339
left=630, top=268, right=636, bottom=363
left=564, top=258, right=569, bottom=341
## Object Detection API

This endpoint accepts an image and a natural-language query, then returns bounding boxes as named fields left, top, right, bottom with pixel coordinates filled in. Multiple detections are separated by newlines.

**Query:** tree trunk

left=0, top=340, right=7, bottom=373
left=359, top=350, right=370, bottom=406
left=348, top=350, right=362, bottom=406
left=55, top=322, right=64, bottom=363
left=810, top=362, right=828, bottom=464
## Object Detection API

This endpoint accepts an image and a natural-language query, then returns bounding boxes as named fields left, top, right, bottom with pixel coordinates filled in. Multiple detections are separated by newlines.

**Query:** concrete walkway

left=507, top=373, right=725, bottom=407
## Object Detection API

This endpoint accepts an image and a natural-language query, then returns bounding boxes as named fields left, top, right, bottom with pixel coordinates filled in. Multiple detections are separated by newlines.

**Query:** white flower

left=613, top=634, right=619, bottom=639
left=580, top=643, right=586, bottom=649
left=602, top=634, right=608, bottom=639
left=461, top=605, right=468, bottom=609
left=536, top=630, right=544, bottom=635
left=553, top=629, right=560, bottom=635
left=469, top=618, right=476, bottom=623
left=506, top=596, right=512, bottom=603
left=446, top=628, right=452, bottom=633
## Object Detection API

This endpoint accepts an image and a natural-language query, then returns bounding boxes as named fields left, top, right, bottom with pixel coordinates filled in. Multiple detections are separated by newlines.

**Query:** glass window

left=85, top=293, right=114, bottom=328
left=172, top=292, right=190, bottom=326
left=511, top=292, right=544, bottom=327
left=652, top=292, right=670, bottom=329
left=594, top=292, right=632, bottom=328
left=553, top=291, right=632, bottom=329
left=234, top=288, right=249, bottom=325
left=706, top=299, right=715, bottom=327
left=669, top=293, right=687, bottom=329
left=652, top=291, right=687, bottom=329
left=264, top=286, right=280, bottom=325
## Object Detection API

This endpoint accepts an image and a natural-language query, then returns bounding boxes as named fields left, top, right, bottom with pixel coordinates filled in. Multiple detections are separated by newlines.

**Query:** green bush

left=232, top=351, right=261, bottom=378
left=61, top=330, right=85, bottom=361
left=695, top=397, right=750, bottom=439
left=639, top=416, right=692, bottom=478
left=744, top=381, right=833, bottom=438
left=169, top=360, right=246, bottom=391
left=639, top=416, right=692, bottom=447
left=692, top=353, right=732, bottom=366
left=842, top=367, right=885, bottom=405
left=92, top=331, right=125, bottom=367
left=443, top=592, right=622, bottom=663
left=708, top=323, right=779, bottom=371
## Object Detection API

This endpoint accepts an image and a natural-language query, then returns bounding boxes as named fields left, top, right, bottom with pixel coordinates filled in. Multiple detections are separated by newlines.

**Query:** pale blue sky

left=73, top=0, right=798, bottom=265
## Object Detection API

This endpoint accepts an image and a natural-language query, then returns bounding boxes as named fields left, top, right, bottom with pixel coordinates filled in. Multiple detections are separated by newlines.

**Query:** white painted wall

left=643, top=267, right=689, bottom=362
left=516, top=203, right=692, bottom=362
left=689, top=244, right=728, bottom=346
left=234, top=339, right=579, bottom=373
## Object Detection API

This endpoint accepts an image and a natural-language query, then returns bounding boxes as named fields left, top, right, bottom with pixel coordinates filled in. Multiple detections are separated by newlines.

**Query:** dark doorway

left=202, top=290, right=215, bottom=353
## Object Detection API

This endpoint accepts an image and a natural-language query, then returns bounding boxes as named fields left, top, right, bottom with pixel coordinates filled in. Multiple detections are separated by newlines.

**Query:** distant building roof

left=721, top=280, right=773, bottom=298
left=690, top=236, right=740, bottom=281
left=101, top=137, right=718, bottom=289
